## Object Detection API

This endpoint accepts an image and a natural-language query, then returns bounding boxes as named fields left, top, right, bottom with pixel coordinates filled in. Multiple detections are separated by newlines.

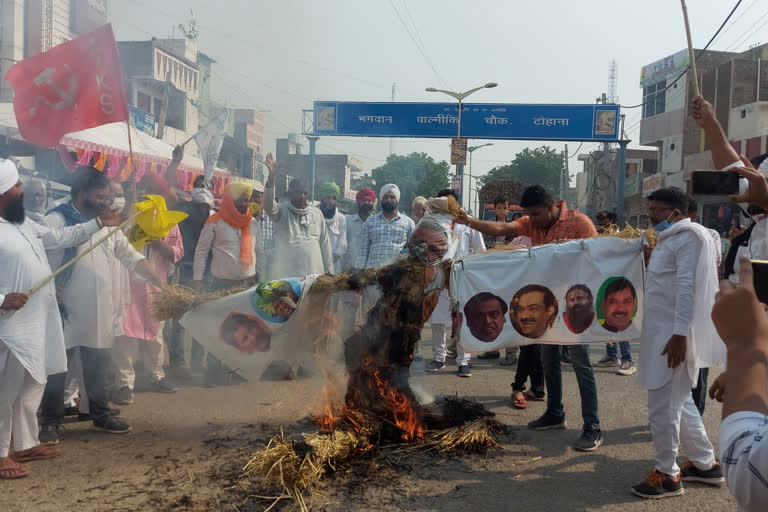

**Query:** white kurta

left=0, top=216, right=100, bottom=383
left=429, top=223, right=486, bottom=325
left=639, top=219, right=725, bottom=390
left=325, top=210, right=348, bottom=273
left=45, top=212, right=145, bottom=350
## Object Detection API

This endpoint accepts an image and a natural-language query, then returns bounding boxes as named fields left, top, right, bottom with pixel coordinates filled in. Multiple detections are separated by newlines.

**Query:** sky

left=109, top=0, right=764, bottom=183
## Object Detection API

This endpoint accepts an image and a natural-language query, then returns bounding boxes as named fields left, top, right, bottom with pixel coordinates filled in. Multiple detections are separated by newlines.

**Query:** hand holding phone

left=691, top=170, right=740, bottom=195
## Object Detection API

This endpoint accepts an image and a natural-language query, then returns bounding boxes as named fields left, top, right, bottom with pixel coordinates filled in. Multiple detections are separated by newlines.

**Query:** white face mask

left=112, top=197, right=126, bottom=210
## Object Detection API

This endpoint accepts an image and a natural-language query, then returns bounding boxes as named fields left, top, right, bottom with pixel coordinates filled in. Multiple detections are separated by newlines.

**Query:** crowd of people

left=0, top=96, right=766, bottom=510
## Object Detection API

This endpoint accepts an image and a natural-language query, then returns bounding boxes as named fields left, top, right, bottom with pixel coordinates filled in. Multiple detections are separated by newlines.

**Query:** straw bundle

left=424, top=419, right=504, bottom=455
left=150, top=284, right=248, bottom=321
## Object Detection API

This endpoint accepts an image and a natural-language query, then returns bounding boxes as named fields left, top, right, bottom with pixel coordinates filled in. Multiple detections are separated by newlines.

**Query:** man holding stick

left=39, top=167, right=165, bottom=443
left=0, top=160, right=121, bottom=479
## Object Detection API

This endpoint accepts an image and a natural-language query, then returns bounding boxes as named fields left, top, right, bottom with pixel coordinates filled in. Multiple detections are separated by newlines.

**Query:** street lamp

left=467, top=143, right=493, bottom=215
left=426, top=82, right=498, bottom=207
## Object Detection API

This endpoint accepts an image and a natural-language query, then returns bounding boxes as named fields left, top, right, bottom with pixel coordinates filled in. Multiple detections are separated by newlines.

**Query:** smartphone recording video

left=751, top=260, right=768, bottom=304
left=691, top=171, right=740, bottom=195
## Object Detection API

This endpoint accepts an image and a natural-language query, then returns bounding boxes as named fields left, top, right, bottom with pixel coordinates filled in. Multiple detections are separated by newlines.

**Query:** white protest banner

left=179, top=274, right=337, bottom=381
left=451, top=237, right=644, bottom=352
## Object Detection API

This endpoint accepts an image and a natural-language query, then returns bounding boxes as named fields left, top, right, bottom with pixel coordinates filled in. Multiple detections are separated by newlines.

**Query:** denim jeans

left=605, top=341, right=633, bottom=363
left=541, top=344, right=600, bottom=432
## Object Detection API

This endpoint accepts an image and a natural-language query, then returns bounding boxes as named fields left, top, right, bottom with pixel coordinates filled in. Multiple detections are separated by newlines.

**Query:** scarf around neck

left=206, top=195, right=253, bottom=267
left=287, top=202, right=311, bottom=228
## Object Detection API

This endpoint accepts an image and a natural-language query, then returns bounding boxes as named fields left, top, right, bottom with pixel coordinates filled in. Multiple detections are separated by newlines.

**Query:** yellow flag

left=128, top=195, right=188, bottom=250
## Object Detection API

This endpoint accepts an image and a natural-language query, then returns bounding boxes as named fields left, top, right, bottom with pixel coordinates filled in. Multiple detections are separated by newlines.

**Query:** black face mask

left=320, top=204, right=336, bottom=219
left=357, top=204, right=372, bottom=217
left=5, top=194, right=25, bottom=224
left=381, top=201, right=397, bottom=213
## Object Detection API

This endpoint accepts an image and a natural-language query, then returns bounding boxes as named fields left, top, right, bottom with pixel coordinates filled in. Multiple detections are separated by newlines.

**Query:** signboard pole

left=307, top=136, right=318, bottom=201
left=456, top=100, right=464, bottom=207
left=616, top=140, right=628, bottom=226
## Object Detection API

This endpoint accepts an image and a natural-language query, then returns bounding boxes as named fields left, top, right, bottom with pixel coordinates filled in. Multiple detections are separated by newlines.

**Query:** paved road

left=1, top=338, right=738, bottom=511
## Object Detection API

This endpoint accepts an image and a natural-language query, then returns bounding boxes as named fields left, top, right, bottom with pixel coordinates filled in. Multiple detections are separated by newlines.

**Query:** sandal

left=10, top=444, right=61, bottom=463
left=0, top=461, right=27, bottom=479
left=523, top=391, right=545, bottom=402
left=511, top=391, right=527, bottom=409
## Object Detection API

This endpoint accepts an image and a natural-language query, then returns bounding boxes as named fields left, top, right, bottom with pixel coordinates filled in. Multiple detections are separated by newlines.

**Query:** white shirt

left=640, top=219, right=725, bottom=389
left=0, top=216, right=99, bottom=382
left=324, top=210, right=348, bottom=270
left=193, top=218, right=264, bottom=281
left=720, top=411, right=768, bottom=512
left=429, top=223, right=486, bottom=325
left=46, top=211, right=145, bottom=350
left=343, top=213, right=366, bottom=271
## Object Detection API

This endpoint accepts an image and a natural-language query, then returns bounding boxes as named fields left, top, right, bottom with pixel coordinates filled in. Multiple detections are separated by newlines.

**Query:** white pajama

left=431, top=324, right=470, bottom=366
left=112, top=329, right=165, bottom=390
left=647, top=366, right=716, bottom=476
left=0, top=343, right=44, bottom=457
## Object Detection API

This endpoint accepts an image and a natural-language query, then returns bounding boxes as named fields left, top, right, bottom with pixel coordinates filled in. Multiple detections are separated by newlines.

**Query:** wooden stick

left=680, top=0, right=700, bottom=97
left=27, top=212, right=140, bottom=296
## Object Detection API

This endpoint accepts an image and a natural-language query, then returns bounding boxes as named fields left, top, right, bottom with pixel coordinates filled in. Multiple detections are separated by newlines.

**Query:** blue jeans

left=605, top=341, right=632, bottom=363
left=541, top=344, right=600, bottom=432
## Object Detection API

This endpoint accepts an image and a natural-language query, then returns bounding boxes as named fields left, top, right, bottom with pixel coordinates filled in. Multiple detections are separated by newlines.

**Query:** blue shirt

left=356, top=211, right=415, bottom=268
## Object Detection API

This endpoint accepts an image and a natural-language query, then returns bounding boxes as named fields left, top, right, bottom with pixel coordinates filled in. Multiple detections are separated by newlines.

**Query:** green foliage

left=371, top=153, right=450, bottom=212
left=478, top=146, right=563, bottom=198
left=177, top=10, right=199, bottom=40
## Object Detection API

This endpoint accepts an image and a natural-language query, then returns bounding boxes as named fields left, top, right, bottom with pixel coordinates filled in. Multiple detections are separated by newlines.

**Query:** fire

left=314, top=369, right=343, bottom=432
left=364, top=359, right=424, bottom=441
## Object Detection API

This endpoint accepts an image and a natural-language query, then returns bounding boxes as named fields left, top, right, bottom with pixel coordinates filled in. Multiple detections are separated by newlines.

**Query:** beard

left=5, top=194, right=25, bottom=224
left=357, top=204, right=372, bottom=217
left=79, top=197, right=103, bottom=219
left=568, top=304, right=594, bottom=328
left=320, top=204, right=336, bottom=219
left=381, top=201, right=397, bottom=213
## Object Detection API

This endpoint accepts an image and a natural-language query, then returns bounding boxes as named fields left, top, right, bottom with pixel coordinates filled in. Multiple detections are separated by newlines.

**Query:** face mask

left=653, top=212, right=676, bottom=232
left=320, top=204, right=336, bottom=219
left=357, top=204, right=372, bottom=216
left=111, top=197, right=126, bottom=210
left=249, top=201, right=262, bottom=215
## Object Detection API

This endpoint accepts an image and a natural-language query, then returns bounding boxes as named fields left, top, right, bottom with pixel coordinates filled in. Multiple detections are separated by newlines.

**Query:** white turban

left=191, top=188, right=215, bottom=208
left=380, top=183, right=401, bottom=202
left=0, top=159, right=20, bottom=196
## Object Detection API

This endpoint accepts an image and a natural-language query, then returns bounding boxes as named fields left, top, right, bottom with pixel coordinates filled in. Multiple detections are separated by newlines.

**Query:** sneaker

left=457, top=365, right=471, bottom=378
left=112, top=386, right=134, bottom=405
left=93, top=415, right=132, bottom=434
left=573, top=429, right=603, bottom=452
left=152, top=378, right=177, bottom=394
left=77, top=408, right=120, bottom=422
left=426, top=360, right=446, bottom=372
left=39, top=424, right=63, bottom=445
left=594, top=355, right=620, bottom=367
left=617, top=361, right=637, bottom=375
left=528, top=413, right=567, bottom=431
left=477, top=351, right=501, bottom=360
left=631, top=471, right=684, bottom=499
left=680, top=461, right=725, bottom=486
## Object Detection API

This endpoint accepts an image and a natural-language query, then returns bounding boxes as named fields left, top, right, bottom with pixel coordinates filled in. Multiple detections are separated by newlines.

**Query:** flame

left=314, top=368, right=343, bottom=432
left=364, top=359, right=424, bottom=441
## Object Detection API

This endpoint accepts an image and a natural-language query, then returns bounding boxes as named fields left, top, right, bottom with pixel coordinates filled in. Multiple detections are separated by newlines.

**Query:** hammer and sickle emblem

left=29, top=65, right=79, bottom=116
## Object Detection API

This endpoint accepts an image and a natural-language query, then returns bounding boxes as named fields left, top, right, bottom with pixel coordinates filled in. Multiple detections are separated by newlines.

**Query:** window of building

left=137, top=92, right=152, bottom=113
left=642, top=79, right=667, bottom=118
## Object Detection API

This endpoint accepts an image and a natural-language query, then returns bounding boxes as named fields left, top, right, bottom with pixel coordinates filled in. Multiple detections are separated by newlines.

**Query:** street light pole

left=426, top=83, right=497, bottom=210
left=467, top=143, right=493, bottom=215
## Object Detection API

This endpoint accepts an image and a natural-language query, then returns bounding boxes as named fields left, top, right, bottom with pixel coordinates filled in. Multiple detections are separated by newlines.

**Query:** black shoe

left=528, top=413, right=567, bottom=430
left=112, top=386, right=134, bottom=405
left=152, top=378, right=178, bottom=393
left=631, top=471, right=684, bottom=499
left=573, top=429, right=603, bottom=452
left=457, top=365, right=471, bottom=378
left=39, top=424, right=63, bottom=445
left=93, top=415, right=132, bottom=434
left=425, top=360, right=446, bottom=372
left=77, top=408, right=120, bottom=422
left=680, top=461, right=725, bottom=486
left=477, top=351, right=501, bottom=360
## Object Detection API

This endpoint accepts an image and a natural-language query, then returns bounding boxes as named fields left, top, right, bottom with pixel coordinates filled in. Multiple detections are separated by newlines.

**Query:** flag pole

left=680, top=0, right=700, bottom=97
left=27, top=211, right=141, bottom=296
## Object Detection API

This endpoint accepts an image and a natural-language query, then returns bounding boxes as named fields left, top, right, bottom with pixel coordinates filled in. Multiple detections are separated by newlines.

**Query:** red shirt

left=511, top=200, right=598, bottom=246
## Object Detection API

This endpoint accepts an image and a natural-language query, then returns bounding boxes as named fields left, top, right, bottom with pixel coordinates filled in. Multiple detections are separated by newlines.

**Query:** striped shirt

left=357, top=211, right=415, bottom=268
left=720, top=411, right=768, bottom=511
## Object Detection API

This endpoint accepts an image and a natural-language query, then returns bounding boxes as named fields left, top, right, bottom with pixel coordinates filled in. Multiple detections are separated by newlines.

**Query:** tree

left=478, top=146, right=563, bottom=198
left=371, top=153, right=450, bottom=212
left=177, top=10, right=199, bottom=40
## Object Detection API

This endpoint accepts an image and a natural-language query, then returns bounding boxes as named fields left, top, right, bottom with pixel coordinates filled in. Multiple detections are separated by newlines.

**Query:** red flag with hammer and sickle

left=5, top=24, right=128, bottom=147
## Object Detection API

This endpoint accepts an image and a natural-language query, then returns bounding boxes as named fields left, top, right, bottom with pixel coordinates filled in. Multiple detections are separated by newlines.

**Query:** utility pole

left=390, top=83, right=395, bottom=156
left=561, top=144, right=569, bottom=202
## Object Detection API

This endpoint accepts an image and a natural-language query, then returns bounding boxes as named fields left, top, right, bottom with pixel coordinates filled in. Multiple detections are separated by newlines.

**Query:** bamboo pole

left=27, top=212, right=140, bottom=296
left=680, top=0, right=700, bottom=98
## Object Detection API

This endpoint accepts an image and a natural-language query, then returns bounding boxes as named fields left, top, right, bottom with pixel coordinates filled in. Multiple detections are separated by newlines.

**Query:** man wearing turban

left=318, top=182, right=347, bottom=273
left=357, top=183, right=415, bottom=269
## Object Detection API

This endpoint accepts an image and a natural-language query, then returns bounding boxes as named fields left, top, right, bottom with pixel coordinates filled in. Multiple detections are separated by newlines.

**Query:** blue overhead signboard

left=313, top=101, right=620, bottom=142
